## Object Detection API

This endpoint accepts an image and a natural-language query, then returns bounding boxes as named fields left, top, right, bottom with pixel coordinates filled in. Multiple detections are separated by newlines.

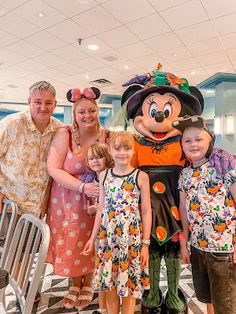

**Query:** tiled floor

left=6, top=262, right=207, bottom=314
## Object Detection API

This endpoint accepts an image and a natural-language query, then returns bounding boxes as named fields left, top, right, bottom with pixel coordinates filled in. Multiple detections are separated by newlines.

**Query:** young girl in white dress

left=82, top=131, right=152, bottom=314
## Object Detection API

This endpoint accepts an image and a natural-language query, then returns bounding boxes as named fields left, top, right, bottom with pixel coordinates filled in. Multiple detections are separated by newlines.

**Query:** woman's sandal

left=75, top=286, right=94, bottom=310
left=63, top=286, right=80, bottom=309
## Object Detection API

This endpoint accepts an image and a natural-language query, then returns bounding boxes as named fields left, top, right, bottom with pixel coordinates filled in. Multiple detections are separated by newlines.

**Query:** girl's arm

left=47, top=128, right=99, bottom=196
left=229, top=182, right=236, bottom=263
left=81, top=171, right=106, bottom=255
left=138, top=171, right=152, bottom=268
left=139, top=171, right=152, bottom=242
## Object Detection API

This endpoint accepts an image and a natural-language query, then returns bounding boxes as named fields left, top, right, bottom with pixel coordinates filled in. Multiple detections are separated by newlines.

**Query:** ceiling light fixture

left=173, top=53, right=177, bottom=57
left=87, top=44, right=99, bottom=51
left=191, top=71, right=196, bottom=75
left=38, top=12, right=46, bottom=18
left=85, top=75, right=90, bottom=79
left=124, top=65, right=128, bottom=70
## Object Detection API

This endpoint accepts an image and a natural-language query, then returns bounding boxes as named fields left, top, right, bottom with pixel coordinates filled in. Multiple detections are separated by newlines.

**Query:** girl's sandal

left=75, top=286, right=94, bottom=310
left=63, top=286, right=80, bottom=309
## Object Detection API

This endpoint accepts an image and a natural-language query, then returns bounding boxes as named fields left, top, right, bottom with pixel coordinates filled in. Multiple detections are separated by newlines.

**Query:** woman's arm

left=47, top=128, right=100, bottom=196
left=47, top=128, right=82, bottom=190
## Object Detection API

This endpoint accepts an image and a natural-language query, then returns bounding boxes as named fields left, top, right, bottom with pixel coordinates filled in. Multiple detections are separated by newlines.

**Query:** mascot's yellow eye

left=149, top=103, right=158, bottom=118
left=163, top=103, right=172, bottom=118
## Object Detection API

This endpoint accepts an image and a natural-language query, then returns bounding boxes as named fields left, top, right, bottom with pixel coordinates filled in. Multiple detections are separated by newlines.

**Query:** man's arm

left=0, top=117, right=15, bottom=212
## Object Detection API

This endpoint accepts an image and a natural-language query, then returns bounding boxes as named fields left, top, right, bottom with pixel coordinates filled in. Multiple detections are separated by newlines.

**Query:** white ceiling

left=0, top=0, right=236, bottom=104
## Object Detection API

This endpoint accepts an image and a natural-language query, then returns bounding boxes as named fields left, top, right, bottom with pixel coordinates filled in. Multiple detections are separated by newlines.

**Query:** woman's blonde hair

left=87, top=143, right=114, bottom=170
left=72, top=97, right=100, bottom=145
left=109, top=131, right=134, bottom=149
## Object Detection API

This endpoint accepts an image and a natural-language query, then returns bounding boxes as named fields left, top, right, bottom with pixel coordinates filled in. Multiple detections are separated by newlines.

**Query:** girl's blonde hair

left=87, top=143, right=114, bottom=170
left=109, top=131, right=134, bottom=149
left=72, top=97, right=100, bottom=145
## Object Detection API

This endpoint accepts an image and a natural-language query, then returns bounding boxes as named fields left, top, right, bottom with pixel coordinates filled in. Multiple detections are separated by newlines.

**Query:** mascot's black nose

left=155, top=111, right=165, bottom=122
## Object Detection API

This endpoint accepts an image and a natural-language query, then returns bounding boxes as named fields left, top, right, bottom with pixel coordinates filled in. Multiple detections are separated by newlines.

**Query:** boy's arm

left=229, top=182, right=236, bottom=263
left=179, top=190, right=189, bottom=240
left=179, top=190, right=190, bottom=263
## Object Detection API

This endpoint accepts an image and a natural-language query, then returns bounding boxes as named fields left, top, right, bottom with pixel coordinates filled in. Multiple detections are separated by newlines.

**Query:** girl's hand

left=140, top=245, right=149, bottom=269
left=180, top=244, right=190, bottom=264
left=84, top=182, right=99, bottom=198
left=87, top=204, right=99, bottom=215
left=81, top=239, right=95, bottom=256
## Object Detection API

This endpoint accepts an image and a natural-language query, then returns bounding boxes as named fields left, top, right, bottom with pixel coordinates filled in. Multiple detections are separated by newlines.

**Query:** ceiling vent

left=103, top=55, right=119, bottom=62
left=7, top=84, right=18, bottom=89
left=90, top=78, right=112, bottom=87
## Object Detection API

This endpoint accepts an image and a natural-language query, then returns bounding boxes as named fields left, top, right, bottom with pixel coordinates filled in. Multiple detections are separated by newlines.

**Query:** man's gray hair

left=29, top=81, right=56, bottom=97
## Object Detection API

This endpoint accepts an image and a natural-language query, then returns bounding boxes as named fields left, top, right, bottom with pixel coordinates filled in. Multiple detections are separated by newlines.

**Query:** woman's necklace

left=76, top=130, right=100, bottom=147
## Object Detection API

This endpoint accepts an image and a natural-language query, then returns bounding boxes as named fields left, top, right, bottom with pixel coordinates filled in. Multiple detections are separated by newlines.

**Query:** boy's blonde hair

left=87, top=143, right=114, bottom=170
left=109, top=131, right=134, bottom=149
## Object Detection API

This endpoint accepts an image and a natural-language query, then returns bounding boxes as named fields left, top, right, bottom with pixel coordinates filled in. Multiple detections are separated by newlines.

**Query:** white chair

left=0, top=213, right=50, bottom=314
left=0, top=198, right=18, bottom=268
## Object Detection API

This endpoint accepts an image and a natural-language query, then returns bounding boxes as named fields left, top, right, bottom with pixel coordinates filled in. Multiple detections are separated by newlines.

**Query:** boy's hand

left=180, top=244, right=190, bottom=264
left=140, top=245, right=149, bottom=268
left=81, top=239, right=94, bottom=256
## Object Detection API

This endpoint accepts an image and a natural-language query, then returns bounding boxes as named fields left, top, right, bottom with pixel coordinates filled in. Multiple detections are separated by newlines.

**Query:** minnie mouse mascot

left=121, top=64, right=235, bottom=314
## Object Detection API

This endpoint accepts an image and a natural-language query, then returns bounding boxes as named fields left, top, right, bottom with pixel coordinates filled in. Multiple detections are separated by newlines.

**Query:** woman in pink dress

left=46, top=87, right=108, bottom=311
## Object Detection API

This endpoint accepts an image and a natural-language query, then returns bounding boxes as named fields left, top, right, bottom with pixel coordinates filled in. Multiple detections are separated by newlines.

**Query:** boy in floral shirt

left=174, top=116, right=236, bottom=314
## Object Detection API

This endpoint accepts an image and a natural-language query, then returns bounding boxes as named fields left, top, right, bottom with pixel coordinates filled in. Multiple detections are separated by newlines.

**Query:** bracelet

left=142, top=239, right=150, bottom=246
left=78, top=182, right=85, bottom=193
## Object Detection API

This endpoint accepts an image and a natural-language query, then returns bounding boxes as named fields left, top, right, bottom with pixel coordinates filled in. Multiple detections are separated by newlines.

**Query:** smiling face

left=87, top=148, right=107, bottom=174
left=28, top=90, right=56, bottom=128
left=109, top=131, right=134, bottom=167
left=109, top=142, right=134, bottom=167
left=181, top=127, right=212, bottom=163
left=74, top=98, right=99, bottom=131
left=133, top=92, right=182, bottom=142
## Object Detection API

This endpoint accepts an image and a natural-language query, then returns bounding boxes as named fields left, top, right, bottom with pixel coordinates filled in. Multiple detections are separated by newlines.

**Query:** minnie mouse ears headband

left=67, top=87, right=101, bottom=103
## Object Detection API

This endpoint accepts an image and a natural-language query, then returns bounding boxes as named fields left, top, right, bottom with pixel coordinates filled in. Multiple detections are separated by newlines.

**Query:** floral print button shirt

left=179, top=161, right=236, bottom=253
left=0, top=110, right=62, bottom=217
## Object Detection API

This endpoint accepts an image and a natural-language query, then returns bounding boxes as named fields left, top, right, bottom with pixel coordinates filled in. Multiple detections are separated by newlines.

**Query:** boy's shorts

left=190, top=246, right=236, bottom=314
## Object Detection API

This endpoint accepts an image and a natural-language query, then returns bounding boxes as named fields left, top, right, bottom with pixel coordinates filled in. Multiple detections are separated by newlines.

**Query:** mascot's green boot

left=142, top=242, right=188, bottom=314
left=163, top=256, right=187, bottom=314
left=142, top=245, right=163, bottom=313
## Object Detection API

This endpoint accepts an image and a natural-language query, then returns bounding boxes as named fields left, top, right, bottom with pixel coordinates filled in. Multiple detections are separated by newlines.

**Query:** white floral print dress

left=93, top=168, right=150, bottom=298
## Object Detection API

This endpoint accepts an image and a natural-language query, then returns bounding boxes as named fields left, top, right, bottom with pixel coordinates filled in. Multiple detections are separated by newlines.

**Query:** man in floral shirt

left=0, top=81, right=63, bottom=218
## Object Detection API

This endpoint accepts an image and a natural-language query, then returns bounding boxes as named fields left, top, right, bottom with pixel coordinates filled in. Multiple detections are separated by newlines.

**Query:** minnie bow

left=70, top=87, right=96, bottom=102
